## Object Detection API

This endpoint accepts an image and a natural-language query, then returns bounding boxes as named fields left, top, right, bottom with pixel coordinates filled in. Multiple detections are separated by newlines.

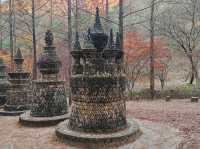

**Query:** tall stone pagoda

left=0, top=48, right=32, bottom=116
left=56, top=7, right=140, bottom=145
left=20, top=30, right=69, bottom=126
left=0, top=58, right=10, bottom=106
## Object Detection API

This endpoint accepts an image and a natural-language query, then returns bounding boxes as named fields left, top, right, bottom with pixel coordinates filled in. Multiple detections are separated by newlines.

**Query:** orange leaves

left=81, top=0, right=118, bottom=13
left=0, top=50, right=11, bottom=68
left=124, top=32, right=149, bottom=64
left=124, top=32, right=171, bottom=69
left=124, top=32, right=171, bottom=83
left=23, top=57, right=32, bottom=72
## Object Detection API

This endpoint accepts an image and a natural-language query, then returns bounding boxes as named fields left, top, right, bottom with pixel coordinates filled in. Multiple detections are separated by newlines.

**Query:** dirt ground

left=0, top=99, right=199, bottom=149
left=127, top=99, right=200, bottom=149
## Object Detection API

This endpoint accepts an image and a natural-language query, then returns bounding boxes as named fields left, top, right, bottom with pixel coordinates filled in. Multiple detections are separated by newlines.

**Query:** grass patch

left=128, top=84, right=200, bottom=100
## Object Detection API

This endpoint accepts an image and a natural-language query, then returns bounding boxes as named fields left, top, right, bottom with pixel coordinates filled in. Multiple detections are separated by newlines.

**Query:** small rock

left=135, top=95, right=140, bottom=101
left=165, top=96, right=171, bottom=102
left=191, top=97, right=199, bottom=103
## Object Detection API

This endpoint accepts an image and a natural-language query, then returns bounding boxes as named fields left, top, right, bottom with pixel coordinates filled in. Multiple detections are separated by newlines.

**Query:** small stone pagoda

left=20, top=30, right=69, bottom=126
left=56, top=7, right=140, bottom=145
left=0, top=58, right=10, bottom=106
left=0, top=48, right=31, bottom=116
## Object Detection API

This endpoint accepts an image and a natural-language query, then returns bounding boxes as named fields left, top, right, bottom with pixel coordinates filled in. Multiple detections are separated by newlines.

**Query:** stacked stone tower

left=0, top=58, right=10, bottom=106
left=20, top=30, right=69, bottom=126
left=0, top=49, right=31, bottom=116
left=56, top=7, right=140, bottom=144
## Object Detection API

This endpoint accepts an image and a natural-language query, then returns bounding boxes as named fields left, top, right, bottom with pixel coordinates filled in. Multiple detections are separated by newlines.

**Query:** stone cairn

left=56, top=7, right=140, bottom=145
left=20, top=30, right=69, bottom=126
left=0, top=48, right=31, bottom=116
left=0, top=58, right=10, bottom=106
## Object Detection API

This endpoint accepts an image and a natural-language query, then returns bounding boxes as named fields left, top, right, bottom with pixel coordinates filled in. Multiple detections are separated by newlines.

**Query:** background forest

left=1, top=0, right=200, bottom=99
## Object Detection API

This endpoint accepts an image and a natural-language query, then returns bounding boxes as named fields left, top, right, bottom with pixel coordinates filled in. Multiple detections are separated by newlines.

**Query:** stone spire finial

left=94, top=7, right=103, bottom=33
left=73, top=32, right=81, bottom=50
left=115, top=32, right=121, bottom=50
left=14, top=48, right=24, bottom=72
left=45, top=30, right=54, bottom=46
left=107, top=29, right=114, bottom=49
left=90, top=7, right=108, bottom=50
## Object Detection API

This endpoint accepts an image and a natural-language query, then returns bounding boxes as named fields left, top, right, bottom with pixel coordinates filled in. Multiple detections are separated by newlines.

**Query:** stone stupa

left=56, top=7, right=141, bottom=145
left=0, top=58, right=10, bottom=106
left=0, top=48, right=32, bottom=116
left=20, top=30, right=69, bottom=126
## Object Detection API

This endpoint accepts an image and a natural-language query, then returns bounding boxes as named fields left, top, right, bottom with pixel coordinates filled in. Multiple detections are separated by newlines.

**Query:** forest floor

left=0, top=99, right=199, bottom=149
left=127, top=99, right=200, bottom=149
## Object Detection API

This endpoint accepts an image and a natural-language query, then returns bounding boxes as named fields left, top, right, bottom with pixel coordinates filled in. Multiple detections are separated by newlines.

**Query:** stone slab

left=56, top=119, right=141, bottom=146
left=0, top=108, right=26, bottom=116
left=19, top=111, right=70, bottom=127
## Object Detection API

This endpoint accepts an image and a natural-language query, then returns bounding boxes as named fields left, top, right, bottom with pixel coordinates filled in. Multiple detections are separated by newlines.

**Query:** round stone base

left=19, top=111, right=70, bottom=127
left=0, top=108, right=26, bottom=116
left=56, top=119, right=141, bottom=146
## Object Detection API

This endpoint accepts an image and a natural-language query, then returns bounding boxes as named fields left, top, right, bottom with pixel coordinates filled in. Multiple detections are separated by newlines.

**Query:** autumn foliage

left=82, top=0, right=118, bottom=11
left=124, top=32, right=171, bottom=90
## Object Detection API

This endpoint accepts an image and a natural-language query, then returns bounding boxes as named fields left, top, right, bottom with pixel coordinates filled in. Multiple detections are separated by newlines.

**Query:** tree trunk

left=189, top=55, right=199, bottom=87
left=50, top=0, right=53, bottom=28
left=119, top=0, right=123, bottom=52
left=0, top=32, right=2, bottom=49
left=189, top=72, right=194, bottom=84
left=160, top=78, right=165, bottom=90
left=105, top=0, right=109, bottom=32
left=32, top=0, right=37, bottom=80
left=0, top=0, right=2, bottom=49
left=68, top=0, right=72, bottom=105
left=75, top=0, right=79, bottom=33
left=150, top=0, right=155, bottom=99
left=13, top=0, right=16, bottom=54
left=9, top=0, right=14, bottom=71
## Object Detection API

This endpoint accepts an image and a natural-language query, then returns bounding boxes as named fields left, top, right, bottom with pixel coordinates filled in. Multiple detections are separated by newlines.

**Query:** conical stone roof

left=73, top=32, right=82, bottom=50
left=90, top=7, right=108, bottom=50
left=14, top=48, right=23, bottom=60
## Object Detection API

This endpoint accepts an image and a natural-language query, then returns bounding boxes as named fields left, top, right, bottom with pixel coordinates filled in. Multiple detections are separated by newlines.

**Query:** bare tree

left=13, top=0, right=16, bottom=54
left=119, top=0, right=123, bottom=51
left=150, top=0, right=155, bottom=99
left=0, top=0, right=2, bottom=49
left=68, top=0, right=72, bottom=105
left=157, top=0, right=200, bottom=86
left=124, top=54, right=149, bottom=93
left=50, top=0, right=53, bottom=28
left=75, top=0, right=79, bottom=32
left=9, top=0, right=14, bottom=70
left=105, top=0, right=109, bottom=32
left=32, top=0, right=37, bottom=80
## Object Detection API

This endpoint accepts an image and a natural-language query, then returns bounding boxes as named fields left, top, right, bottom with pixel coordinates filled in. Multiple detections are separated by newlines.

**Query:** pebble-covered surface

left=1, top=99, right=198, bottom=149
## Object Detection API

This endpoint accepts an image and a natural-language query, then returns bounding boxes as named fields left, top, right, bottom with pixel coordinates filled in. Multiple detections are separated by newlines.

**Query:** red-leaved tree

left=124, top=32, right=171, bottom=92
